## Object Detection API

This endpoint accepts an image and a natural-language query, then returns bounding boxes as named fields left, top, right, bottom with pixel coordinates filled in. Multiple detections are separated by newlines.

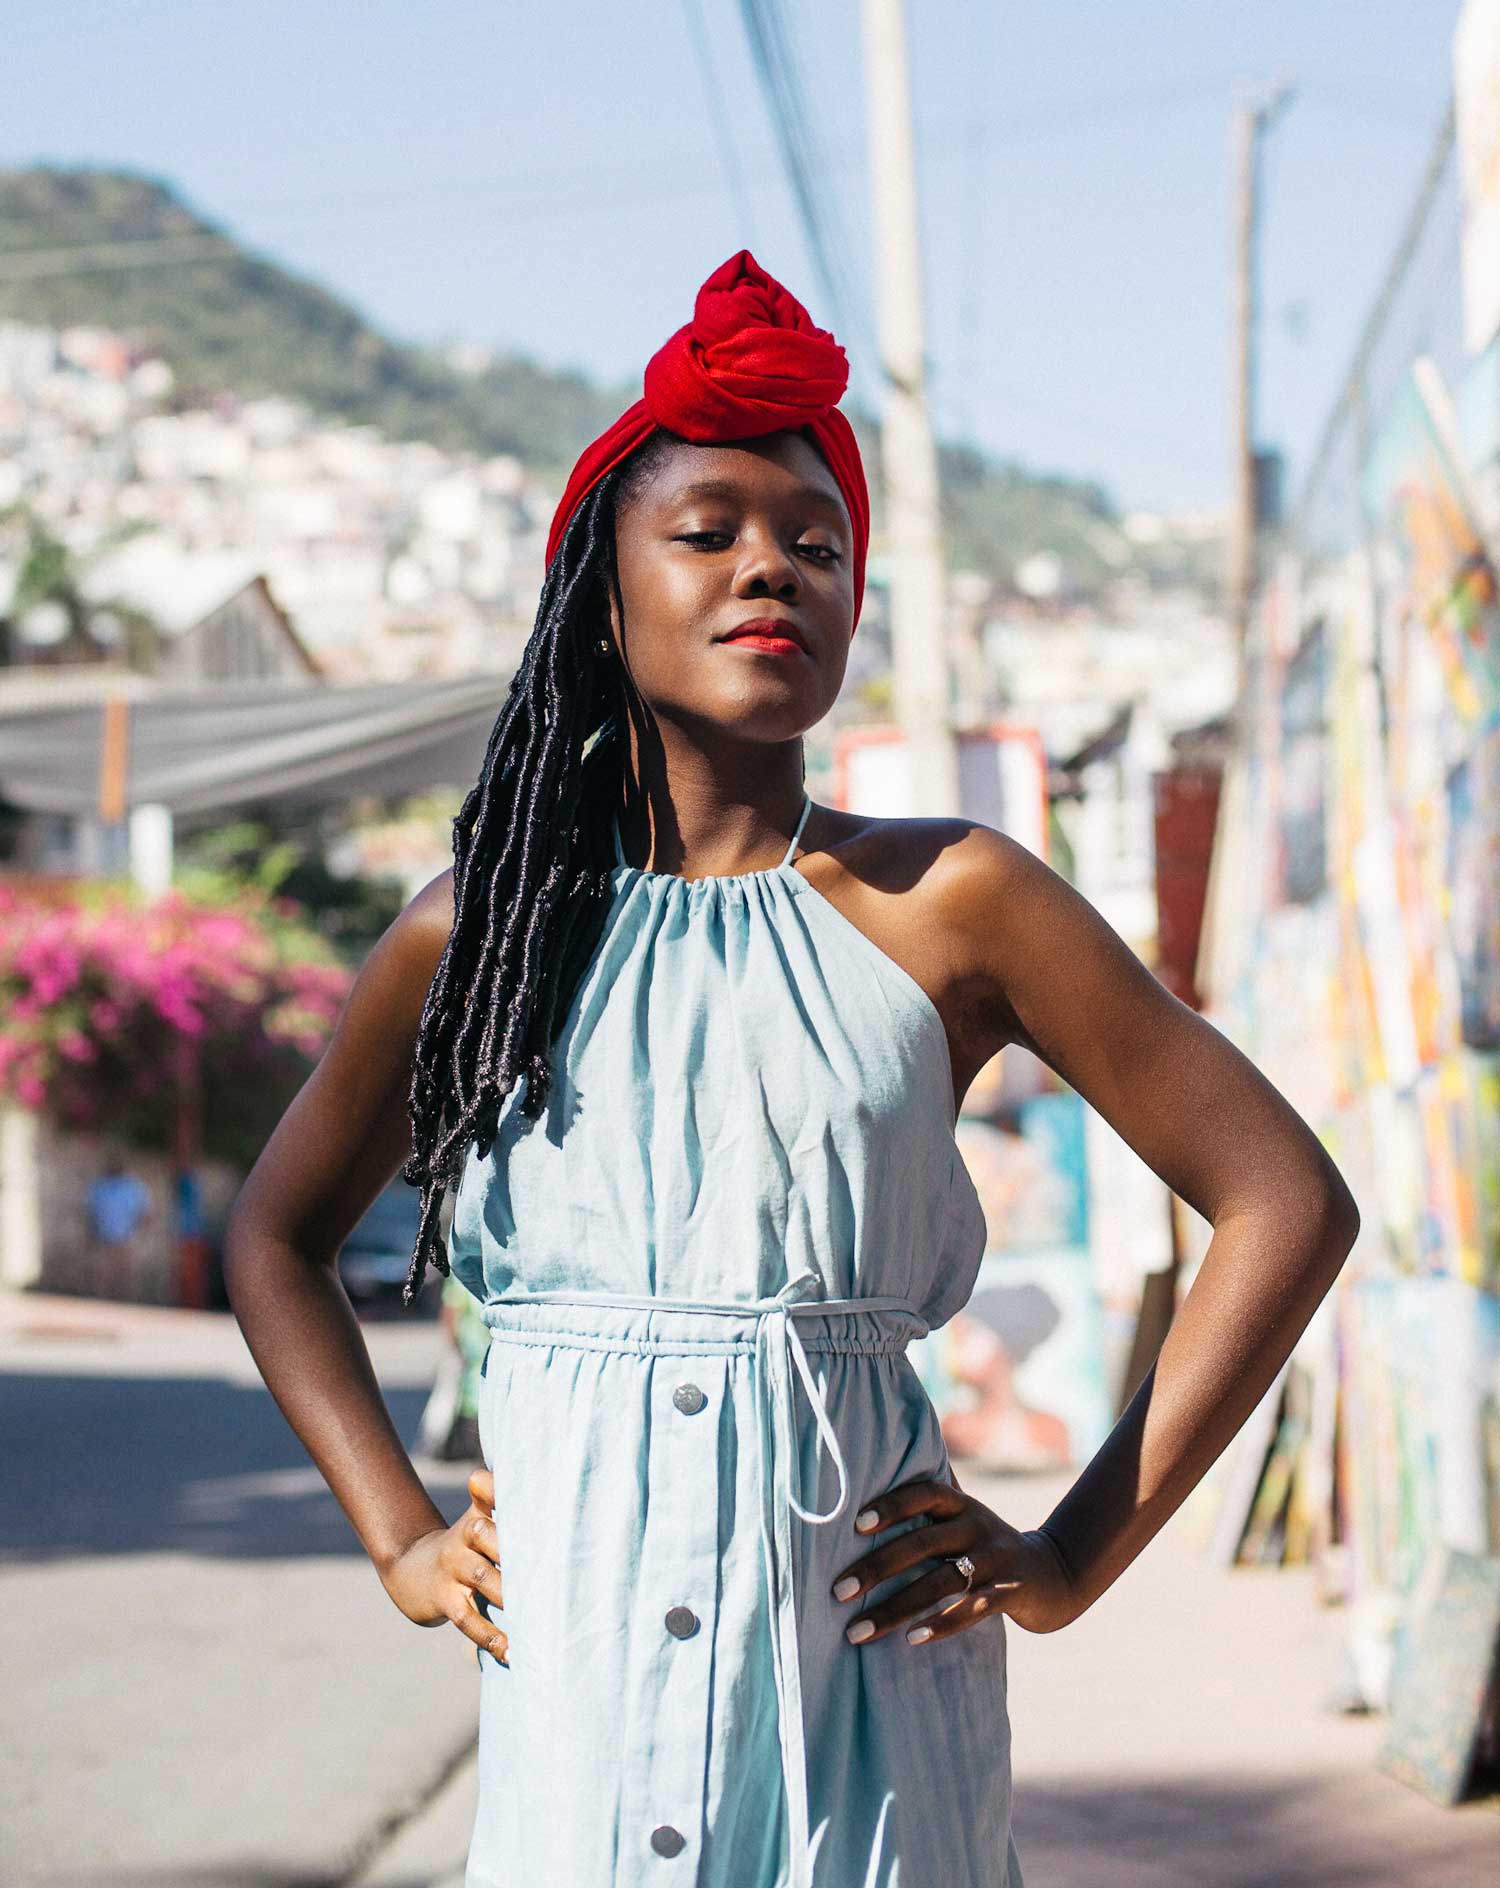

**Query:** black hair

left=398, top=428, right=681, bottom=1304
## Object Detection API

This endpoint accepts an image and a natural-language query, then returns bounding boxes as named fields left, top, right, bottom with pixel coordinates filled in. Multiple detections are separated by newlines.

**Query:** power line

left=1296, top=80, right=1445, bottom=131
left=0, top=234, right=232, bottom=282
left=928, top=364, right=1208, bottom=463
left=960, top=68, right=1244, bottom=143
left=952, top=0, right=992, bottom=457
left=1292, top=96, right=1457, bottom=531
left=734, top=0, right=876, bottom=373
left=0, top=171, right=738, bottom=284
left=0, top=65, right=1275, bottom=255
left=679, top=0, right=759, bottom=246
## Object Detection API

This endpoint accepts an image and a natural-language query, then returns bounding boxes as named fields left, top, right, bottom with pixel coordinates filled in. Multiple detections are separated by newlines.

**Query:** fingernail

left=833, top=1575, right=860, bottom=1601
left=855, top=1508, right=879, bottom=1531
left=847, top=1619, right=874, bottom=1643
left=907, top=1625, right=933, bottom=1644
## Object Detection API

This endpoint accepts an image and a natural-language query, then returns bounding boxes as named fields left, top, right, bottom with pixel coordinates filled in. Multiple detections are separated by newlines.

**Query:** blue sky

left=4, top=0, right=1465, bottom=512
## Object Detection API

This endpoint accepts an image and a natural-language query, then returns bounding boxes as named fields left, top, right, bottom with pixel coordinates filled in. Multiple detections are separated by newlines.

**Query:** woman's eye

left=676, top=532, right=840, bottom=562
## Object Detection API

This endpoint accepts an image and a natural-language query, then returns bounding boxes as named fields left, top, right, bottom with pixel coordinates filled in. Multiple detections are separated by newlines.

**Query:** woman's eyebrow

left=672, top=477, right=847, bottom=517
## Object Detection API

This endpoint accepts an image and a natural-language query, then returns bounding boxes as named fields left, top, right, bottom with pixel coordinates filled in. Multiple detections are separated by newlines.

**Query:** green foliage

left=174, top=815, right=408, bottom=962
left=0, top=501, right=162, bottom=666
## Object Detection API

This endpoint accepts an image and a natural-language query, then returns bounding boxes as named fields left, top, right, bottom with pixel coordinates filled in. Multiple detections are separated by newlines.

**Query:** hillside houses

left=0, top=319, right=552, bottom=682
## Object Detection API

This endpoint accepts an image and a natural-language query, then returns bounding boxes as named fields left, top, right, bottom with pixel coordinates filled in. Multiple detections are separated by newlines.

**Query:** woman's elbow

left=1308, top=1165, right=1360, bottom=1275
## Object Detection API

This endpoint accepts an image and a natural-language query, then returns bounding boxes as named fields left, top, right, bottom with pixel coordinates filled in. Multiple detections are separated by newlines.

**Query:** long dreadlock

left=399, top=430, right=678, bottom=1305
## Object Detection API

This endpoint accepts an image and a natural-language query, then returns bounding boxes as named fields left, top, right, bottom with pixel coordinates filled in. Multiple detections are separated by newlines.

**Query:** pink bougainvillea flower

left=0, top=881, right=354, bottom=1139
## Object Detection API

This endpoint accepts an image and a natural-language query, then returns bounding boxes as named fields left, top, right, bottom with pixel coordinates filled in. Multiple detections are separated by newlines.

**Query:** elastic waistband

left=478, top=1288, right=929, bottom=1357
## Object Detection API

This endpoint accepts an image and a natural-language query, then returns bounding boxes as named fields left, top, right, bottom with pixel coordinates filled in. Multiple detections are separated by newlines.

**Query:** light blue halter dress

left=448, top=790, right=1024, bottom=1888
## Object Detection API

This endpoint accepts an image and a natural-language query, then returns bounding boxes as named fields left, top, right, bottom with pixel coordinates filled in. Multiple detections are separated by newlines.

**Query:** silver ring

left=951, top=1553, right=978, bottom=1593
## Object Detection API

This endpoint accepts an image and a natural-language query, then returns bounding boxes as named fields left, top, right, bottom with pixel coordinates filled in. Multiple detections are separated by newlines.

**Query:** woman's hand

left=381, top=1467, right=508, bottom=1665
left=830, top=1475, right=1076, bottom=1642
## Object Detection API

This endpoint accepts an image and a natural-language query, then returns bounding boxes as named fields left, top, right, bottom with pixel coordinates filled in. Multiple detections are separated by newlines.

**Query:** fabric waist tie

left=478, top=1276, right=931, bottom=1888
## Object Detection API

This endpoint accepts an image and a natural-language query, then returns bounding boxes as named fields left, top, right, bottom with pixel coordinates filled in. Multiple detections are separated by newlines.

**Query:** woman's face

left=607, top=430, right=855, bottom=744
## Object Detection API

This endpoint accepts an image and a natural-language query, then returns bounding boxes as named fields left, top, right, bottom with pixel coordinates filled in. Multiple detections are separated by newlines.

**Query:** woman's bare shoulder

left=810, top=808, right=1033, bottom=908
left=359, top=867, right=457, bottom=1015
left=799, top=811, right=1025, bottom=1061
left=401, top=865, right=458, bottom=955
left=812, top=812, right=1062, bottom=1025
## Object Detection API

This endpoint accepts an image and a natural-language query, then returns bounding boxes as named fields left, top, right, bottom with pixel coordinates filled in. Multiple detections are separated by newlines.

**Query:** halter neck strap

left=611, top=791, right=813, bottom=874
left=780, top=790, right=813, bottom=867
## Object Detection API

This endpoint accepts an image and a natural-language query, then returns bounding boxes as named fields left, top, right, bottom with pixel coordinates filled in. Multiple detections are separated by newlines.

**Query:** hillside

left=0, top=165, right=1135, bottom=586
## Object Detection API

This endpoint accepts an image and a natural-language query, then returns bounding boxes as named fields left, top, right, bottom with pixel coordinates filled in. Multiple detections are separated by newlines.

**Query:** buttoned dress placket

left=626, top=1311, right=723, bottom=1868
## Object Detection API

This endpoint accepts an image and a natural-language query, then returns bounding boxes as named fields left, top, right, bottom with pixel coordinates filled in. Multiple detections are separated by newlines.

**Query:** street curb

left=341, top=1729, right=479, bottom=1887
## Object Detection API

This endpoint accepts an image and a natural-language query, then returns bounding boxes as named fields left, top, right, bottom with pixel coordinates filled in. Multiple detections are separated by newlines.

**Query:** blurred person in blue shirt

left=86, top=1155, right=153, bottom=1300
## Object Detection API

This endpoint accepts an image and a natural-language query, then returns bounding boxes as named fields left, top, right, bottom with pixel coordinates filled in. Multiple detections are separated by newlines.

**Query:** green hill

left=0, top=166, right=634, bottom=479
left=0, top=164, right=1133, bottom=587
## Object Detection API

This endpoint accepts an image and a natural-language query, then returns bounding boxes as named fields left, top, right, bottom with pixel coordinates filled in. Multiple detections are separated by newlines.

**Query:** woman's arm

left=831, top=826, right=1352, bottom=1638
left=949, top=825, right=1359, bottom=1624
left=223, top=870, right=508, bottom=1660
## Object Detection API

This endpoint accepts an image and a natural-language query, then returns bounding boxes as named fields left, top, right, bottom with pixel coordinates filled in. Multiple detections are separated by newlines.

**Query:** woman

left=226, top=251, right=1359, bottom=1887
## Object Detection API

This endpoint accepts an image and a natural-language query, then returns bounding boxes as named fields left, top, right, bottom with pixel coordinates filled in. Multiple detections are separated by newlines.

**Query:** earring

left=596, top=637, right=612, bottom=657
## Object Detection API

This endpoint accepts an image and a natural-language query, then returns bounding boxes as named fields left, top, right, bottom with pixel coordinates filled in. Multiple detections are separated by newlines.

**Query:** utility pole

left=861, top=0, right=961, bottom=816
left=1227, top=80, right=1294, bottom=669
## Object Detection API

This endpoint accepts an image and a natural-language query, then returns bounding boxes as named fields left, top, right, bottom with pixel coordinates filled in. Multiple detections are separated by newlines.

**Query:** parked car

left=337, top=1177, right=436, bottom=1310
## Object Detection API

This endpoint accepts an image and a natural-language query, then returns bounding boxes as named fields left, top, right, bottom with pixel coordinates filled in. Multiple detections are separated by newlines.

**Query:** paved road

left=1, top=1291, right=479, bottom=1888
left=993, top=1470, right=1500, bottom=1886
left=4, top=1293, right=1496, bottom=1886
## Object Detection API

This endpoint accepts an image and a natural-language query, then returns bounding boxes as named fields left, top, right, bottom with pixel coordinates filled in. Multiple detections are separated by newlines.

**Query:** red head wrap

left=544, top=248, right=870, bottom=630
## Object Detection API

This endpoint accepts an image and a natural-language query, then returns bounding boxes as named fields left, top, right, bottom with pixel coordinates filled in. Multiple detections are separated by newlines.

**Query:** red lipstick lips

left=720, top=618, right=810, bottom=658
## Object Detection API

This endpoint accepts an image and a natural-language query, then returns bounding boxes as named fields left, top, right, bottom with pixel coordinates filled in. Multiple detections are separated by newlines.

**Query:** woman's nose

left=732, top=541, right=801, bottom=599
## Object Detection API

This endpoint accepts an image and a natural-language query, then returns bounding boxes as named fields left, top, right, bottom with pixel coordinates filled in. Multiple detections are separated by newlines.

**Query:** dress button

left=672, top=1382, right=706, bottom=1414
left=650, top=1823, right=686, bottom=1856
left=664, top=1605, right=699, bottom=1639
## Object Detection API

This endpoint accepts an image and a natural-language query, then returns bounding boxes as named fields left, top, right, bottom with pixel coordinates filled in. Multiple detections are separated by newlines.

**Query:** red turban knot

left=544, top=248, right=870, bottom=630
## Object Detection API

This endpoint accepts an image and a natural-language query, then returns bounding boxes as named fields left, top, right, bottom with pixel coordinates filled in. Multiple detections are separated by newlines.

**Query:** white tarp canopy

left=0, top=676, right=510, bottom=820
